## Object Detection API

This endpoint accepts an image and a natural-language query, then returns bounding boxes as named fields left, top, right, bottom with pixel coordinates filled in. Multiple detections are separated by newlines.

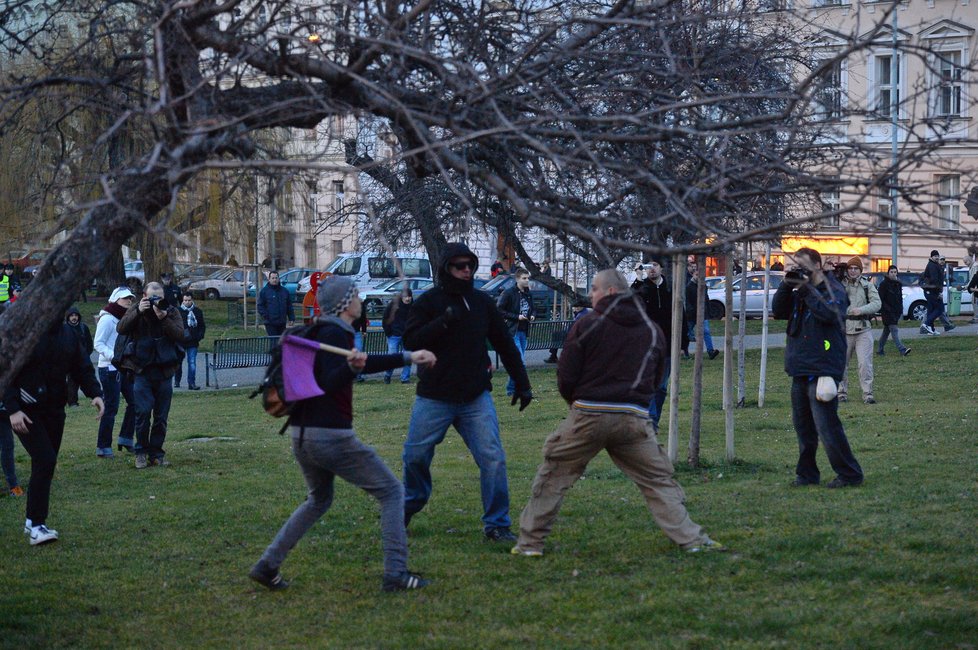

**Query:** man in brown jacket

left=511, top=269, right=722, bottom=557
left=117, top=281, right=185, bottom=469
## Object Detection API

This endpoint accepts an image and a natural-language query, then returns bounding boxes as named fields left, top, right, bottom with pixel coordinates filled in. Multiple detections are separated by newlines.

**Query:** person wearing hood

left=249, top=275, right=436, bottom=593
left=402, top=242, right=532, bottom=543
left=3, top=316, right=105, bottom=545
left=64, top=306, right=94, bottom=407
left=511, top=270, right=722, bottom=557
left=93, top=287, right=138, bottom=456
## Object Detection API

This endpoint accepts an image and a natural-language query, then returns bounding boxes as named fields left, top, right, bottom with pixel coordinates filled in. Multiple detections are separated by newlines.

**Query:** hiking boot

left=708, top=349, right=720, bottom=360
left=510, top=546, right=543, bottom=557
left=249, top=562, right=289, bottom=591
left=134, top=453, right=149, bottom=470
left=684, top=537, right=726, bottom=553
left=382, top=571, right=429, bottom=592
left=29, top=524, right=59, bottom=546
left=864, top=397, right=876, bottom=404
left=10, top=486, right=24, bottom=497
left=484, top=526, right=517, bottom=543
left=825, top=477, right=863, bottom=489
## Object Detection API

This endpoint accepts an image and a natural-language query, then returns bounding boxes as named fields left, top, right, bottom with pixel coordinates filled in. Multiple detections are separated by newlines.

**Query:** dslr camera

left=784, top=266, right=810, bottom=286
left=149, top=295, right=170, bottom=310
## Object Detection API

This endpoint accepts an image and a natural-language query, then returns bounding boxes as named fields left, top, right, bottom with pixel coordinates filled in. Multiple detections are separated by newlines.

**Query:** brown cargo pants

left=515, top=407, right=707, bottom=553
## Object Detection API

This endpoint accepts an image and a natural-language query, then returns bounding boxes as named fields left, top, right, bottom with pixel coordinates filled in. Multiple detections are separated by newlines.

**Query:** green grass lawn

left=2, top=335, right=976, bottom=648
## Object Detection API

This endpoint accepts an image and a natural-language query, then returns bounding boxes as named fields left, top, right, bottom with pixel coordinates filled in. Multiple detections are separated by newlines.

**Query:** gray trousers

left=259, top=427, right=408, bottom=576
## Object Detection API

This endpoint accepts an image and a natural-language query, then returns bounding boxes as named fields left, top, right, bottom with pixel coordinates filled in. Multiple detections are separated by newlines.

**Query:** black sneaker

left=708, top=349, right=720, bottom=360
left=382, top=571, right=429, bottom=592
left=825, top=477, right=863, bottom=489
left=791, top=477, right=819, bottom=487
left=484, top=526, right=517, bottom=543
left=249, top=562, right=289, bottom=590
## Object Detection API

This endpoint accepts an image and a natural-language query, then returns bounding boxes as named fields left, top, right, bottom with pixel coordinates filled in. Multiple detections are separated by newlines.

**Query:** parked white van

left=298, top=251, right=432, bottom=294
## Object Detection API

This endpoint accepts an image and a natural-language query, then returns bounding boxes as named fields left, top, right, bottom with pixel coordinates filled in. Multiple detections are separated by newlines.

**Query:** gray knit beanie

left=317, top=276, right=358, bottom=315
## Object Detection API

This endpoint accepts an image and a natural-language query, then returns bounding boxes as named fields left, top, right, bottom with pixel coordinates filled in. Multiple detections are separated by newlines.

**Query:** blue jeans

left=403, top=392, right=511, bottom=531
left=687, top=319, right=715, bottom=353
left=506, top=330, right=528, bottom=395
left=647, top=357, right=671, bottom=429
left=1, top=418, right=19, bottom=490
left=924, top=291, right=946, bottom=329
left=259, top=428, right=408, bottom=576
left=174, top=347, right=198, bottom=387
left=877, top=325, right=907, bottom=354
left=98, top=368, right=136, bottom=449
left=791, top=377, right=863, bottom=485
left=385, top=336, right=411, bottom=382
left=133, top=374, right=173, bottom=460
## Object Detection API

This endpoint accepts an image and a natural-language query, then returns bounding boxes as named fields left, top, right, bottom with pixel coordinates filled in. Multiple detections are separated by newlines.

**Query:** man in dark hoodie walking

left=631, top=259, right=675, bottom=427
left=3, top=317, right=104, bottom=545
left=402, top=243, right=533, bottom=543
left=64, top=306, right=94, bottom=407
left=511, top=270, right=722, bottom=556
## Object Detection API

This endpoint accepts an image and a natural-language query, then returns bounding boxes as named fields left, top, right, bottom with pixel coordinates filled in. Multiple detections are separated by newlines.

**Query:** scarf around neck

left=180, top=303, right=197, bottom=328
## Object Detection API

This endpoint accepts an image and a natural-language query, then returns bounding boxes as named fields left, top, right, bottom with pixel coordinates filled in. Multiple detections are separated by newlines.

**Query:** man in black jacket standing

left=772, top=248, right=863, bottom=489
left=176, top=292, right=206, bottom=390
left=402, top=243, right=532, bottom=542
left=3, top=318, right=105, bottom=545
left=631, top=259, right=674, bottom=428
left=257, top=271, right=295, bottom=336
left=496, top=268, right=535, bottom=397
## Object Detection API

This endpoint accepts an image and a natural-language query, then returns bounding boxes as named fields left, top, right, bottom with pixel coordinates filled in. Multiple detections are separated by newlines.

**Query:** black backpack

left=249, top=323, right=321, bottom=431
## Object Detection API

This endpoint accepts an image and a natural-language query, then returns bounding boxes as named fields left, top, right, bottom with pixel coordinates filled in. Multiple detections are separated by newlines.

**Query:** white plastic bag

left=816, top=376, right=838, bottom=402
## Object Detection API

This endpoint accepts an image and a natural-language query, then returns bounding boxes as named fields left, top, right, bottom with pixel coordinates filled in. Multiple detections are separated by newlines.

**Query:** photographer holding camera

left=117, top=281, right=185, bottom=469
left=772, top=248, right=864, bottom=489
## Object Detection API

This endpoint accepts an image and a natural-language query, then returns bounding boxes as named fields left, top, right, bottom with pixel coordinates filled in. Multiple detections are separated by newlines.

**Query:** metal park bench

left=490, top=319, right=574, bottom=366
left=205, top=336, right=278, bottom=389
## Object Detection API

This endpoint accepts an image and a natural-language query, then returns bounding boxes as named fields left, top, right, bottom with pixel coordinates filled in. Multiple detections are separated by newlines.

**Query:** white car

left=188, top=268, right=266, bottom=300
left=707, top=272, right=785, bottom=319
left=124, top=260, right=145, bottom=283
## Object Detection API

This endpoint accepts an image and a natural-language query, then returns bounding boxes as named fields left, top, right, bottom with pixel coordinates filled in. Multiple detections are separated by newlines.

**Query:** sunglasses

left=449, top=261, right=476, bottom=271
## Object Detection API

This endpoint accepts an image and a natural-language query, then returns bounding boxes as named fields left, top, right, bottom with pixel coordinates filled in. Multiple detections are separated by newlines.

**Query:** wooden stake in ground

left=723, top=253, right=735, bottom=461
left=737, top=242, right=748, bottom=407
left=688, top=254, right=705, bottom=467
left=758, top=242, right=772, bottom=407
left=667, top=253, right=684, bottom=462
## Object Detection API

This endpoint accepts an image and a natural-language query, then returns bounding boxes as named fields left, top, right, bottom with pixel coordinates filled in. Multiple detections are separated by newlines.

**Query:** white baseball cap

left=109, top=287, right=136, bottom=303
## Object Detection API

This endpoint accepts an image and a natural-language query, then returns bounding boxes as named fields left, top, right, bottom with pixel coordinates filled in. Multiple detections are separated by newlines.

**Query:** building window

left=872, top=258, right=891, bottom=273
left=819, top=186, right=840, bottom=229
left=332, top=180, right=344, bottom=212
left=936, top=175, right=960, bottom=231
left=874, top=54, right=901, bottom=118
left=815, top=59, right=844, bottom=120
left=935, top=51, right=963, bottom=117
left=876, top=191, right=895, bottom=229
left=759, top=0, right=788, bottom=11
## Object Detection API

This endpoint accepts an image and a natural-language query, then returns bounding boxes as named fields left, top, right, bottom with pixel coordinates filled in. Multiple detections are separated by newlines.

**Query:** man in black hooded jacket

left=402, top=242, right=532, bottom=542
left=3, top=318, right=104, bottom=545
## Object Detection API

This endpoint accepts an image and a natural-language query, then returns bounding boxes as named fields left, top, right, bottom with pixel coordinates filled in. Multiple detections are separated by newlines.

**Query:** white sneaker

left=23, top=518, right=32, bottom=535
left=29, top=524, right=59, bottom=546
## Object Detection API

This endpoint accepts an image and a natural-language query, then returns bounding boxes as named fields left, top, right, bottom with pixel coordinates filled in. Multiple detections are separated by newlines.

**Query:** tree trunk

left=688, top=255, right=705, bottom=467
left=759, top=242, right=772, bottom=407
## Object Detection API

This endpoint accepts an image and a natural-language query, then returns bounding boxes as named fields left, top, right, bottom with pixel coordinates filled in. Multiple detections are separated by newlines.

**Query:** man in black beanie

left=402, top=242, right=532, bottom=543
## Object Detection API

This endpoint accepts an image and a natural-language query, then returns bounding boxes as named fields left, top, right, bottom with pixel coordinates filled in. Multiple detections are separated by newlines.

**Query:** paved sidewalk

left=178, top=320, right=978, bottom=392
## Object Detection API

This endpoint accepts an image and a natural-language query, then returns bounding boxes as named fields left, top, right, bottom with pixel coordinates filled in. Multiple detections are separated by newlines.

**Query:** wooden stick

left=315, top=342, right=356, bottom=358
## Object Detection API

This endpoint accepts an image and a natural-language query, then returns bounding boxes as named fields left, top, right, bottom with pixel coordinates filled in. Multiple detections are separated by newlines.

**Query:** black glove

left=511, top=389, right=533, bottom=412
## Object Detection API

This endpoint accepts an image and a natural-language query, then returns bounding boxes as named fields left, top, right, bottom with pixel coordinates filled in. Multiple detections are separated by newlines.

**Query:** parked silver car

left=707, top=272, right=786, bottom=319
left=187, top=268, right=266, bottom=300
